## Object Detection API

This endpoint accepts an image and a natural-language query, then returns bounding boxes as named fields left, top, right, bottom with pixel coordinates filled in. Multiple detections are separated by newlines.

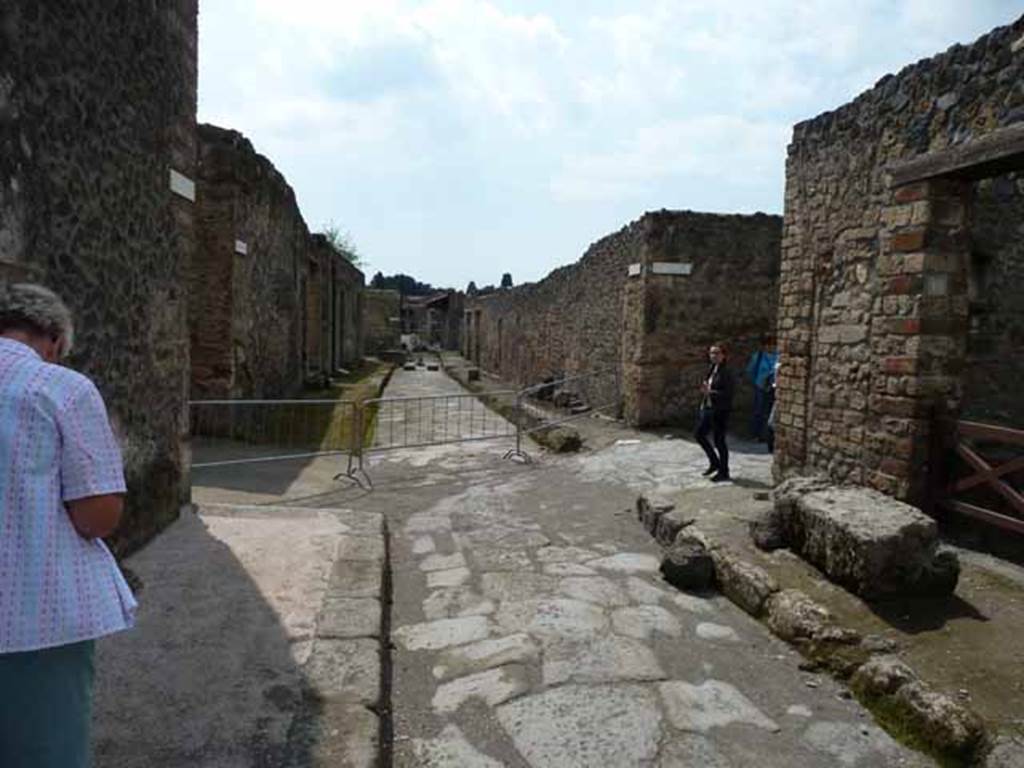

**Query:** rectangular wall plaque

left=651, top=262, right=692, bottom=276
left=234, top=240, right=248, bottom=256
left=627, top=263, right=643, bottom=277
left=169, top=169, right=195, bottom=202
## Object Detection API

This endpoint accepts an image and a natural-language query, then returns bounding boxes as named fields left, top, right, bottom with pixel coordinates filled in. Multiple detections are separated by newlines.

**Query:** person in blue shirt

left=744, top=334, right=777, bottom=443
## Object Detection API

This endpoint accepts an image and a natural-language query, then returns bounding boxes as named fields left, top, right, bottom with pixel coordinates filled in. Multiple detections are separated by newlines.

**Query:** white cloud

left=550, top=116, right=790, bottom=203
left=197, top=0, right=1022, bottom=284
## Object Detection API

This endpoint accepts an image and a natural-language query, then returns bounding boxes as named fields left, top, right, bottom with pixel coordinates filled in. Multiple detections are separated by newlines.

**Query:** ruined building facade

left=191, top=124, right=364, bottom=399
left=465, top=211, right=782, bottom=427
left=0, top=1, right=198, bottom=553
left=776, top=15, right=1024, bottom=505
left=401, top=290, right=464, bottom=350
left=363, top=288, right=402, bottom=354
left=0, top=6, right=366, bottom=553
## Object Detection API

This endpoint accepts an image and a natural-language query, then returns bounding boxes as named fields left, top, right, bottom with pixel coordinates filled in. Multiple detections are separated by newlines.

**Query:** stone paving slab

left=356, top=369, right=934, bottom=768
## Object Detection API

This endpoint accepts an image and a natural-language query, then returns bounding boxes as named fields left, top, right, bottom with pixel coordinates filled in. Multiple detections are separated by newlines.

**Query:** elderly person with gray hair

left=0, top=283, right=136, bottom=768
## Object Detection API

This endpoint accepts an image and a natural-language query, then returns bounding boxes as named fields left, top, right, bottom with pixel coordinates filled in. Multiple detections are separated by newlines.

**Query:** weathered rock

left=765, top=589, right=832, bottom=643
left=804, top=626, right=866, bottom=677
left=655, top=509, right=696, bottom=547
left=851, top=656, right=986, bottom=761
left=894, top=681, right=985, bottom=759
left=536, top=426, right=582, bottom=453
left=850, top=656, right=918, bottom=698
left=660, top=537, right=714, bottom=591
left=775, top=482, right=959, bottom=599
left=709, top=547, right=779, bottom=617
left=636, top=495, right=674, bottom=535
left=749, top=506, right=788, bottom=551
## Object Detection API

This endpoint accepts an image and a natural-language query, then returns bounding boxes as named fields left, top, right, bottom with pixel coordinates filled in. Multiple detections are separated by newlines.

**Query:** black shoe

left=711, top=472, right=731, bottom=483
left=702, top=466, right=718, bottom=477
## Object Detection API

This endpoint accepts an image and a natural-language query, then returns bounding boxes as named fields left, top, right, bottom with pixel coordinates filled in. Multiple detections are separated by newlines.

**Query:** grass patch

left=193, top=361, right=393, bottom=453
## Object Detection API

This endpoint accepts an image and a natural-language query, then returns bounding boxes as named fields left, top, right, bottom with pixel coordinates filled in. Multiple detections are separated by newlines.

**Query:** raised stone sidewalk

left=93, top=502, right=387, bottom=768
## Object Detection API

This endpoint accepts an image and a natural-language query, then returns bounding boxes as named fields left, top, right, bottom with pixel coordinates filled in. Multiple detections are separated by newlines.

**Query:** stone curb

left=636, top=495, right=1000, bottom=767
left=295, top=511, right=388, bottom=768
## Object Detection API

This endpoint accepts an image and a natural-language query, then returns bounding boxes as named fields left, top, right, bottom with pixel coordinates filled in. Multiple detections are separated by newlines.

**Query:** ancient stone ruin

left=775, top=16, right=1024, bottom=508
left=363, top=288, right=402, bottom=355
left=464, top=210, right=781, bottom=427
left=0, top=1, right=199, bottom=552
left=191, top=124, right=364, bottom=399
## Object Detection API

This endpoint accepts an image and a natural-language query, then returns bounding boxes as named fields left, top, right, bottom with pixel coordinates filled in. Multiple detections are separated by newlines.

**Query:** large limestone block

left=775, top=481, right=959, bottom=599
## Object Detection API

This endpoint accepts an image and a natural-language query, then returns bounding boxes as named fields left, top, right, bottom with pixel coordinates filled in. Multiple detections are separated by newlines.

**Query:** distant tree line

left=466, top=273, right=513, bottom=296
left=370, top=272, right=438, bottom=295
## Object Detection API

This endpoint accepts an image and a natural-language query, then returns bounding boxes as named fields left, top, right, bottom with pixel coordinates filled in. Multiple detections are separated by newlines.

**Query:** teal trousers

left=0, top=640, right=95, bottom=768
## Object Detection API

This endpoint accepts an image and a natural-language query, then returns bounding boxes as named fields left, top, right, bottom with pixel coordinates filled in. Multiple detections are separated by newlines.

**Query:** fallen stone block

left=660, top=536, right=714, bottom=591
left=636, top=495, right=674, bottom=536
left=655, top=509, right=696, bottom=547
left=709, top=546, right=779, bottom=618
left=851, top=655, right=985, bottom=762
left=535, top=426, right=582, bottom=453
left=850, top=656, right=919, bottom=697
left=765, top=589, right=832, bottom=643
left=773, top=479, right=959, bottom=599
left=894, top=681, right=985, bottom=760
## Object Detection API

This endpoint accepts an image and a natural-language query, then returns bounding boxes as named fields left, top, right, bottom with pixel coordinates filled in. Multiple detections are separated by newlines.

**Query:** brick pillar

left=774, top=153, right=815, bottom=481
left=865, top=177, right=970, bottom=503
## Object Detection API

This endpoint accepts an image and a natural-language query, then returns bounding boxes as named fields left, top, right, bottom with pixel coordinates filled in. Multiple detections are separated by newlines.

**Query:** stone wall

left=0, top=1, right=198, bottom=553
left=776, top=15, right=1024, bottom=503
left=363, top=289, right=402, bottom=354
left=308, top=234, right=365, bottom=375
left=192, top=125, right=364, bottom=398
left=465, top=219, right=642, bottom=409
left=465, top=211, right=781, bottom=426
left=621, top=211, right=782, bottom=426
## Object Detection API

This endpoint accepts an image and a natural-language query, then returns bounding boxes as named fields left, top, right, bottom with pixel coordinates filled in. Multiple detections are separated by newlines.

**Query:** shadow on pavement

left=91, top=509, right=342, bottom=767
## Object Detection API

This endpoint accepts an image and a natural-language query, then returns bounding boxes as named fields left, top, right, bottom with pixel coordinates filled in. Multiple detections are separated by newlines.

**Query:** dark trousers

left=695, top=407, right=730, bottom=476
left=751, top=387, right=774, bottom=439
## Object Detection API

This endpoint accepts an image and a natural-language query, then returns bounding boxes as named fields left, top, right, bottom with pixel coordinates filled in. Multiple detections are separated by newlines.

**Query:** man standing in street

left=0, top=283, right=136, bottom=768
left=745, top=334, right=778, bottom=443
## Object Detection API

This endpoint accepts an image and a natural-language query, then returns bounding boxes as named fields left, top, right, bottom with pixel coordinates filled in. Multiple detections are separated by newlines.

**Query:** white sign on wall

left=234, top=240, right=248, bottom=255
left=651, top=262, right=693, bottom=276
left=627, top=263, right=643, bottom=277
left=169, top=169, right=195, bottom=202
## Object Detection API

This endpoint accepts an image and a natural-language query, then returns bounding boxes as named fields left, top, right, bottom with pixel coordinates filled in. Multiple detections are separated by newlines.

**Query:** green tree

left=321, top=222, right=364, bottom=268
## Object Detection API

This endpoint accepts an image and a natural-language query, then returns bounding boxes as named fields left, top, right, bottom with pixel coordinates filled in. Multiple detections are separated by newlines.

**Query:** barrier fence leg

left=336, top=403, right=373, bottom=489
left=503, top=392, right=532, bottom=464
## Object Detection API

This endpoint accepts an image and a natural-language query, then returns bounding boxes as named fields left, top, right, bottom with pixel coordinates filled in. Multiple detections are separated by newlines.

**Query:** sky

left=198, top=1, right=1021, bottom=289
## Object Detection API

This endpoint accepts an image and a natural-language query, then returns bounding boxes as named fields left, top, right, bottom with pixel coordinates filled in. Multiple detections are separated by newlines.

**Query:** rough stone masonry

left=0, top=1, right=198, bottom=553
left=192, top=124, right=365, bottom=400
left=776, top=13, right=1024, bottom=505
left=465, top=210, right=781, bottom=428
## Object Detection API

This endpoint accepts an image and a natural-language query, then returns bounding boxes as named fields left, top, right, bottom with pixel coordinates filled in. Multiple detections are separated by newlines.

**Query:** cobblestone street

left=375, top=370, right=930, bottom=767
left=94, top=366, right=937, bottom=766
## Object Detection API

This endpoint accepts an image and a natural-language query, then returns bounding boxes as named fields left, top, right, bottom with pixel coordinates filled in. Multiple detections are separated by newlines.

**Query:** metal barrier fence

left=188, top=367, right=622, bottom=488
left=503, top=367, right=621, bottom=463
left=189, top=398, right=361, bottom=476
